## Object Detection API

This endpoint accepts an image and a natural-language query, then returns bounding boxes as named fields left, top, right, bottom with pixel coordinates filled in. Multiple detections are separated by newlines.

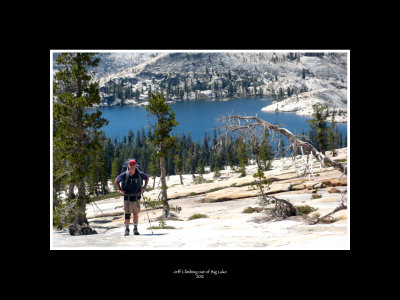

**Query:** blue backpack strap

left=137, top=168, right=142, bottom=189
left=122, top=169, right=129, bottom=191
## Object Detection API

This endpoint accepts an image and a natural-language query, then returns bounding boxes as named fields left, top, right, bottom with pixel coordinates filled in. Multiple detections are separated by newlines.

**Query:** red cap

left=128, top=159, right=136, bottom=165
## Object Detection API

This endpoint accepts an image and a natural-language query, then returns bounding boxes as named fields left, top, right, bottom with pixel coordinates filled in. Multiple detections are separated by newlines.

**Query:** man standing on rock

left=115, top=159, right=149, bottom=236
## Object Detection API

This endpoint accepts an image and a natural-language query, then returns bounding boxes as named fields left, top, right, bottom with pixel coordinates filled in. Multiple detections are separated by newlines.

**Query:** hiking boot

left=124, top=228, right=130, bottom=236
left=133, top=227, right=139, bottom=235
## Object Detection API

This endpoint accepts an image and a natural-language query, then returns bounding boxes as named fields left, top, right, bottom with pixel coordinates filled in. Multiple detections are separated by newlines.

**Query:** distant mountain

left=53, top=52, right=160, bottom=78
left=93, top=52, right=161, bottom=78
left=53, top=51, right=348, bottom=119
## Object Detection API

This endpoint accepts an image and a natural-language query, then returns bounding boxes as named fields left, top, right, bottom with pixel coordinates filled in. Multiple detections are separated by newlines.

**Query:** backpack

left=121, top=158, right=142, bottom=192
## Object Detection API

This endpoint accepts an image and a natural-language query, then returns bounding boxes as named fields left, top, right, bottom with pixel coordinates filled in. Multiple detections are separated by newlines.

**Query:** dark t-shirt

left=117, top=170, right=148, bottom=201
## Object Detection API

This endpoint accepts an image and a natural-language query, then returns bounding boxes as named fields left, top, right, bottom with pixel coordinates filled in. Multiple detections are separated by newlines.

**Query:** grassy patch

left=288, top=182, right=303, bottom=191
left=88, top=192, right=120, bottom=202
left=296, top=205, right=317, bottom=216
left=188, top=214, right=208, bottom=220
left=147, top=220, right=176, bottom=230
left=319, top=217, right=336, bottom=224
left=242, top=206, right=263, bottom=213
left=333, top=158, right=347, bottom=163
left=207, top=187, right=225, bottom=193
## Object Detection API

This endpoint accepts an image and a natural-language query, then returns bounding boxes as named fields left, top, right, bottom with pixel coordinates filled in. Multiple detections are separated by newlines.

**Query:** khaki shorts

left=124, top=200, right=141, bottom=214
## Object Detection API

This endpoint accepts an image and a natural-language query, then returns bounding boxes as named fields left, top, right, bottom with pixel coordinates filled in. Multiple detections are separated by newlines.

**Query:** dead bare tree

left=217, top=114, right=347, bottom=176
left=250, top=159, right=298, bottom=218
left=310, top=190, right=347, bottom=224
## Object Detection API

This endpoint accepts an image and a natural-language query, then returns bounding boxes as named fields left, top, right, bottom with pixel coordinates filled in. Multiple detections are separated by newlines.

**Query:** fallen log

left=310, top=202, right=347, bottom=224
left=218, top=115, right=347, bottom=175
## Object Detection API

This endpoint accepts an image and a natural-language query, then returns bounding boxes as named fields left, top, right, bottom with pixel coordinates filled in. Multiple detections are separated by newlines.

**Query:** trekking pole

left=141, top=191, right=153, bottom=235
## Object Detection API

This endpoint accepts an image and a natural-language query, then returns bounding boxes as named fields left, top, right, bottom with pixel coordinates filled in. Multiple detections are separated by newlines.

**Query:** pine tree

left=307, top=103, right=329, bottom=154
left=128, top=129, right=134, bottom=146
left=236, top=133, right=248, bottom=177
left=278, top=87, right=284, bottom=100
left=249, top=134, right=261, bottom=170
left=327, top=110, right=339, bottom=156
left=134, top=89, right=140, bottom=101
left=87, top=132, right=108, bottom=196
left=173, top=142, right=184, bottom=185
left=136, top=129, right=141, bottom=148
left=110, top=158, right=120, bottom=190
left=53, top=53, right=108, bottom=233
left=185, top=147, right=193, bottom=174
left=259, top=129, right=274, bottom=170
left=148, top=148, right=160, bottom=189
left=146, top=92, right=179, bottom=218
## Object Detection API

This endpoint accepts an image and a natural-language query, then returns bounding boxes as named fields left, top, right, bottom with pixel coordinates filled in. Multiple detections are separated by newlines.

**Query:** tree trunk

left=160, top=155, right=170, bottom=217
left=70, top=68, right=91, bottom=232
left=76, top=182, right=88, bottom=225
left=255, top=154, right=262, bottom=170
left=74, top=111, right=89, bottom=227
left=68, top=184, right=75, bottom=198
left=179, top=173, right=183, bottom=185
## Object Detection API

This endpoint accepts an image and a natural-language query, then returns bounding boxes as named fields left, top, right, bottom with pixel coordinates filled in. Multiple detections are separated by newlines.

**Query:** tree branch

left=217, top=114, right=347, bottom=175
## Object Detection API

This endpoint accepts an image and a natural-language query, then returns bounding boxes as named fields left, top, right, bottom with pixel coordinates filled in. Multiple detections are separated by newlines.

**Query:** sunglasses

left=129, top=163, right=136, bottom=166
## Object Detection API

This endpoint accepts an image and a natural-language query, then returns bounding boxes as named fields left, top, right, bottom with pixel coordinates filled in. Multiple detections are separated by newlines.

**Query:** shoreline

left=93, top=96, right=348, bottom=123
left=261, top=104, right=348, bottom=123
left=261, top=97, right=348, bottom=123
left=95, top=95, right=274, bottom=108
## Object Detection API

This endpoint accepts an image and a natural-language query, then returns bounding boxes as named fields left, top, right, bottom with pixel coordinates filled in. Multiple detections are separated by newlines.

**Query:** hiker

left=115, top=159, right=149, bottom=236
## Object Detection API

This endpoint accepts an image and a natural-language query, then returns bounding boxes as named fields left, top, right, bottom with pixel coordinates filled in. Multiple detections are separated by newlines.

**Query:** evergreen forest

left=68, top=117, right=345, bottom=198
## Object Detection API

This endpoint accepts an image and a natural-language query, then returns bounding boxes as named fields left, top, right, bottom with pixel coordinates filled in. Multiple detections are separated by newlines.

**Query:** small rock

left=327, top=187, right=341, bottom=193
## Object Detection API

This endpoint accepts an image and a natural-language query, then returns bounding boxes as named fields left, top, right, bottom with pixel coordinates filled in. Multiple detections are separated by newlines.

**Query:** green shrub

left=147, top=219, right=176, bottom=230
left=193, top=175, right=207, bottom=184
left=214, top=168, right=221, bottom=179
left=242, top=206, right=262, bottom=213
left=333, top=158, right=347, bottom=163
left=170, top=205, right=182, bottom=213
left=296, top=205, right=317, bottom=215
left=188, top=213, right=208, bottom=220
left=143, top=196, right=163, bottom=209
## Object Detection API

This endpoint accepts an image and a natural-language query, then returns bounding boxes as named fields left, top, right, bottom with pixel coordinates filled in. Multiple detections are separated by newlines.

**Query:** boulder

left=327, top=187, right=341, bottom=194
left=321, top=177, right=347, bottom=187
left=68, top=223, right=97, bottom=236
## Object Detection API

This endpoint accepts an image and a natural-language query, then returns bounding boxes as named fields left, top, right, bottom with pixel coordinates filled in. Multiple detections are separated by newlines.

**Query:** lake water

left=89, top=96, right=347, bottom=147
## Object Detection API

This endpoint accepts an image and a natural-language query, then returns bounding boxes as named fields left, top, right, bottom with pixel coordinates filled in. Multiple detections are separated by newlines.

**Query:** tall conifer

left=146, top=92, right=179, bottom=218
left=53, top=53, right=108, bottom=233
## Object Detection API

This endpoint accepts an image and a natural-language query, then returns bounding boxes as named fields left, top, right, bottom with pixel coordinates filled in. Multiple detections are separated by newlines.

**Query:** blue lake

left=89, top=96, right=347, bottom=147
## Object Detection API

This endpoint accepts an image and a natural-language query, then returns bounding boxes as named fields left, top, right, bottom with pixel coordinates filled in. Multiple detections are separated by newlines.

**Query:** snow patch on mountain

left=262, top=88, right=347, bottom=122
